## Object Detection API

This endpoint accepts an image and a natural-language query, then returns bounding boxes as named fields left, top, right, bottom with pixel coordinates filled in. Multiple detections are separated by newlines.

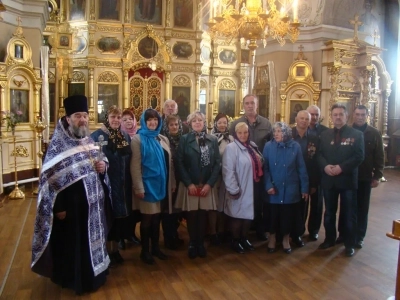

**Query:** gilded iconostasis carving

left=0, top=0, right=396, bottom=188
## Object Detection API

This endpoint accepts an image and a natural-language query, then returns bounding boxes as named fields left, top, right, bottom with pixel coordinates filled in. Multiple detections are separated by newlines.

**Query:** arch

left=70, top=70, right=85, bottom=83
left=98, top=71, right=119, bottom=83
left=218, top=78, right=236, bottom=90
left=126, top=25, right=172, bottom=72
left=172, top=74, right=192, bottom=87
left=200, top=79, right=207, bottom=90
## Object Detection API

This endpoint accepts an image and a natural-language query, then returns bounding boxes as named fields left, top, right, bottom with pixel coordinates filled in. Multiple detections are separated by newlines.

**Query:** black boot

left=140, top=225, right=154, bottom=265
left=151, top=216, right=167, bottom=260
left=231, top=239, right=245, bottom=254
left=197, top=240, right=207, bottom=258
left=188, top=240, right=198, bottom=259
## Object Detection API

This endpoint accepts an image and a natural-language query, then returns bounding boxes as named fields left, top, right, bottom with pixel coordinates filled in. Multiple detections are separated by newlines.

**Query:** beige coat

left=130, top=134, right=176, bottom=214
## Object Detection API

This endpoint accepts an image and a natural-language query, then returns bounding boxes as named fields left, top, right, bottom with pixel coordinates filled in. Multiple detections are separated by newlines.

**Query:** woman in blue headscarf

left=262, top=122, right=309, bottom=254
left=131, top=109, right=176, bottom=265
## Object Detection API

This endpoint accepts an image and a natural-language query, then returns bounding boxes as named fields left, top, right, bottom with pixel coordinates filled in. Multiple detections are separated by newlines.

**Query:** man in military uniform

left=317, top=103, right=364, bottom=257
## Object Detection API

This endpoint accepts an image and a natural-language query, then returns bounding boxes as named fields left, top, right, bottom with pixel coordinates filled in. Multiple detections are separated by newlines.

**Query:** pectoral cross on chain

left=350, top=14, right=363, bottom=41
left=95, top=135, right=107, bottom=160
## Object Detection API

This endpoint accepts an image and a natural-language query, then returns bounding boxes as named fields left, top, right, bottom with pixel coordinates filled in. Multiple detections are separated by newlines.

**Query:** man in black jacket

left=317, top=104, right=364, bottom=257
left=307, top=105, right=328, bottom=137
left=292, top=110, right=320, bottom=247
left=352, top=105, right=384, bottom=248
left=306, top=105, right=328, bottom=241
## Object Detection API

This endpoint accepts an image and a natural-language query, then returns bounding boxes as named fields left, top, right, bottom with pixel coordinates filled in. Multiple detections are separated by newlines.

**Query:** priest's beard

left=69, top=123, right=90, bottom=138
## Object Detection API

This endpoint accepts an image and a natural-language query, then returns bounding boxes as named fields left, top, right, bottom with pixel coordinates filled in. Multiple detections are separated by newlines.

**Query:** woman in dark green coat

left=175, top=111, right=221, bottom=259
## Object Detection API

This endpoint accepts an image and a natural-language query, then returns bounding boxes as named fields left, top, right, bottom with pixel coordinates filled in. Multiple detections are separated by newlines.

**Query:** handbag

left=189, top=187, right=206, bottom=197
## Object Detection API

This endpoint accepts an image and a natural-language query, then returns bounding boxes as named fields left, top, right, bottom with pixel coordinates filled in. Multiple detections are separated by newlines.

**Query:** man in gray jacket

left=230, top=94, right=272, bottom=241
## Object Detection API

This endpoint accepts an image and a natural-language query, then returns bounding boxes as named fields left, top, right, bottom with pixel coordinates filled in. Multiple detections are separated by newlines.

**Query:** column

left=195, top=73, right=201, bottom=110
left=280, top=95, right=286, bottom=122
left=123, top=69, right=129, bottom=108
left=165, top=71, right=171, bottom=99
left=361, top=68, right=372, bottom=107
left=88, top=68, right=94, bottom=122
left=34, top=84, right=41, bottom=116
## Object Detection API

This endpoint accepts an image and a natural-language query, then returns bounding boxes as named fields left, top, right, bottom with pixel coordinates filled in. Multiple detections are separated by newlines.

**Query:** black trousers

left=324, top=188, right=357, bottom=248
left=356, top=180, right=372, bottom=242
left=293, top=187, right=324, bottom=237
left=253, top=180, right=269, bottom=233
left=338, top=180, right=372, bottom=242
left=307, top=187, right=324, bottom=235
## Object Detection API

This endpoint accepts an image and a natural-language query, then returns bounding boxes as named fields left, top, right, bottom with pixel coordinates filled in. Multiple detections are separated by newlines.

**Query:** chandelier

left=207, top=0, right=300, bottom=51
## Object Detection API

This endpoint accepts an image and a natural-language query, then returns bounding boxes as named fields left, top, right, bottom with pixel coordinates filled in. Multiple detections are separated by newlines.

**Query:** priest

left=31, top=95, right=111, bottom=295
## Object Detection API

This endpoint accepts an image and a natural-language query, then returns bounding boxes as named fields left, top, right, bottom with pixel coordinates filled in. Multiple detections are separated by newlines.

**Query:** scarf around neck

left=162, top=116, right=183, bottom=150
left=139, top=109, right=167, bottom=202
left=211, top=127, right=230, bottom=146
left=192, top=130, right=210, bottom=168
left=234, top=134, right=263, bottom=182
left=103, top=112, right=130, bottom=154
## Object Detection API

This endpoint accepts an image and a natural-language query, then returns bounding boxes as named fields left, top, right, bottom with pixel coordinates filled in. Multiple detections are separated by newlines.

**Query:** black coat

left=353, top=124, right=384, bottom=181
left=176, top=133, right=221, bottom=187
left=292, top=127, right=320, bottom=189
left=317, top=125, right=364, bottom=189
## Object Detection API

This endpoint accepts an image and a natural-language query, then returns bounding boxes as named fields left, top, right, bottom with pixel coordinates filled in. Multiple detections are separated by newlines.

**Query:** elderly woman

left=222, top=122, right=264, bottom=253
left=209, top=112, right=234, bottom=245
left=161, top=114, right=185, bottom=250
left=262, top=122, right=309, bottom=254
left=91, top=105, right=131, bottom=266
left=131, top=109, right=176, bottom=265
left=175, top=111, right=221, bottom=259
left=118, top=109, right=141, bottom=249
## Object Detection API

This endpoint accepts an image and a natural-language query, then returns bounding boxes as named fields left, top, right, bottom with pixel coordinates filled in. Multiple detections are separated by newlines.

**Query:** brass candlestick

left=9, top=132, right=25, bottom=200
left=33, top=115, right=47, bottom=195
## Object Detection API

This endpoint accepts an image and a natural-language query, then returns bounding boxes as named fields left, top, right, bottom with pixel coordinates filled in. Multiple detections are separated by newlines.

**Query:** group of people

left=30, top=94, right=384, bottom=294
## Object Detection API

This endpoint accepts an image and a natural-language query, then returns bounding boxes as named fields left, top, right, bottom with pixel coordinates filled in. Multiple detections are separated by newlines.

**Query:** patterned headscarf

left=272, top=122, right=292, bottom=143
left=121, top=109, right=137, bottom=138
left=233, top=122, right=263, bottom=182
left=162, top=115, right=183, bottom=150
left=211, top=112, right=230, bottom=145
left=102, top=111, right=130, bottom=154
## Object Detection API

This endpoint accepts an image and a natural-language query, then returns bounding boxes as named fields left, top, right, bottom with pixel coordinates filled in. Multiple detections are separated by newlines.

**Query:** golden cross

left=16, top=16, right=22, bottom=26
left=371, top=29, right=380, bottom=46
left=349, top=14, right=362, bottom=41
left=298, top=45, right=304, bottom=52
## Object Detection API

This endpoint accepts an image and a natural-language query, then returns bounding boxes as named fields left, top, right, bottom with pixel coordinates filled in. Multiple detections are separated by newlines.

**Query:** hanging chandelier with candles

left=207, top=0, right=300, bottom=52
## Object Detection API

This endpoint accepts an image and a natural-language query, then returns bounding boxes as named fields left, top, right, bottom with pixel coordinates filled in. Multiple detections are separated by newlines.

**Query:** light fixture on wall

left=148, top=38, right=157, bottom=71
left=207, top=0, right=300, bottom=53
left=149, top=60, right=157, bottom=71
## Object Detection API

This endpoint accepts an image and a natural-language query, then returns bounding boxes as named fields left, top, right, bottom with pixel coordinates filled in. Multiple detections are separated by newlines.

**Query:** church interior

left=0, top=0, right=400, bottom=298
